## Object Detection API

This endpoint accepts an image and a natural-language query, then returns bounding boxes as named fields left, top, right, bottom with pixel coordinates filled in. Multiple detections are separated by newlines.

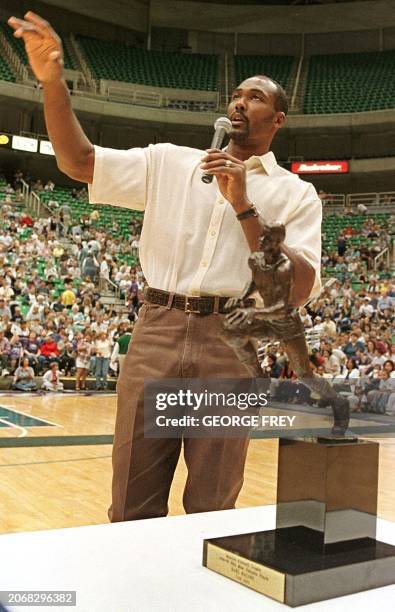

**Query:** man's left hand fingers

left=200, top=160, right=243, bottom=171
left=202, top=150, right=245, bottom=164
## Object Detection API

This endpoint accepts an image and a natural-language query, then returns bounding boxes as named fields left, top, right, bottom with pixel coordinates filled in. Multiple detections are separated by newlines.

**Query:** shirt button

left=218, top=197, right=224, bottom=204
left=210, top=230, right=216, bottom=236
left=201, top=261, right=208, bottom=267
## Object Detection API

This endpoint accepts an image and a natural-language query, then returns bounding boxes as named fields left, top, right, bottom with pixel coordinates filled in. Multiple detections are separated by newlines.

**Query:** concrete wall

left=151, top=0, right=395, bottom=34
left=0, top=0, right=146, bottom=45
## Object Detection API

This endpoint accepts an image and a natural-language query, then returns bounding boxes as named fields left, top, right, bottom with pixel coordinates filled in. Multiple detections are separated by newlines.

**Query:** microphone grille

left=214, top=116, right=232, bottom=134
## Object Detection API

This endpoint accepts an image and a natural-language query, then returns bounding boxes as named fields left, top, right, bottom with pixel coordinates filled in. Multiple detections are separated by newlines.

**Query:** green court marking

left=0, top=406, right=56, bottom=428
left=0, top=435, right=113, bottom=448
left=0, top=426, right=394, bottom=448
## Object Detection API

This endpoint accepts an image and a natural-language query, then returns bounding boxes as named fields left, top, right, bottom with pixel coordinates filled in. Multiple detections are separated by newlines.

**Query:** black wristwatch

left=236, top=204, right=259, bottom=221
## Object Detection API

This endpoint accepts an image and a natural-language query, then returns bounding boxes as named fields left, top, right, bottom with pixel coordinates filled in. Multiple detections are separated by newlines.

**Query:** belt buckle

left=185, top=297, right=201, bottom=314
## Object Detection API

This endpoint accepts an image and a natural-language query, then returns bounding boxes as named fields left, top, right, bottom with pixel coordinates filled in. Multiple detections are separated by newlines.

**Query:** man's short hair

left=252, top=75, right=289, bottom=115
left=271, top=78, right=289, bottom=115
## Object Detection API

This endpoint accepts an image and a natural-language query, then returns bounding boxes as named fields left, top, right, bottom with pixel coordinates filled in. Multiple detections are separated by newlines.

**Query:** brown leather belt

left=144, top=287, right=253, bottom=315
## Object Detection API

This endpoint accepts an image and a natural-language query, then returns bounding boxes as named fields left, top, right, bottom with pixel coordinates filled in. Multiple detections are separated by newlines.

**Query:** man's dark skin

left=8, top=11, right=315, bottom=308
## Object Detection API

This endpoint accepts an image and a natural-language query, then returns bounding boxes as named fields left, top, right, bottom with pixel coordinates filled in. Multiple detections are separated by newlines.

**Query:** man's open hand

left=8, top=12, right=64, bottom=84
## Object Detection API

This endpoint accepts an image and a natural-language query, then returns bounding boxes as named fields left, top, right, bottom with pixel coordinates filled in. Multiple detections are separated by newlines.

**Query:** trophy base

left=203, top=529, right=395, bottom=607
left=316, top=434, right=359, bottom=443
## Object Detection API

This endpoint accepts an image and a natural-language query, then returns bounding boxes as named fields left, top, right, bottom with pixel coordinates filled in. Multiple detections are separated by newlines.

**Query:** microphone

left=201, top=116, right=232, bottom=184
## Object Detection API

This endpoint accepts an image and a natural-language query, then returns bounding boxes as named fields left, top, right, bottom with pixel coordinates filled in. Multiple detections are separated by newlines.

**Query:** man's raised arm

left=8, top=11, right=94, bottom=184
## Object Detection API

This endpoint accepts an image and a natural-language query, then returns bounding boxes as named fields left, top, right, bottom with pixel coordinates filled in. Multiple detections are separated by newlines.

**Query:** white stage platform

left=0, top=505, right=394, bottom=612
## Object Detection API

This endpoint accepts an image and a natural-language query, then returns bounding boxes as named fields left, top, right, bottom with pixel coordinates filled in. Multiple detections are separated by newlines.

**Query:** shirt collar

left=245, top=150, right=277, bottom=175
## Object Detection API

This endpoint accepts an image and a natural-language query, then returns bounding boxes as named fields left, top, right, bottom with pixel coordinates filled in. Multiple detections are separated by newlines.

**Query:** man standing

left=99, top=256, right=110, bottom=291
left=9, top=12, right=322, bottom=521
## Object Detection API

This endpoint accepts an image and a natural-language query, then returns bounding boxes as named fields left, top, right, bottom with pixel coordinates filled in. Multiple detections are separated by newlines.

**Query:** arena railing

left=29, top=190, right=47, bottom=218
left=99, top=276, right=123, bottom=302
left=321, top=194, right=346, bottom=213
left=95, top=79, right=219, bottom=110
left=373, top=247, right=390, bottom=271
left=346, top=191, right=395, bottom=209
left=69, top=33, right=98, bottom=93
left=0, top=28, right=30, bottom=83
left=322, top=191, right=395, bottom=214
left=20, top=178, right=29, bottom=203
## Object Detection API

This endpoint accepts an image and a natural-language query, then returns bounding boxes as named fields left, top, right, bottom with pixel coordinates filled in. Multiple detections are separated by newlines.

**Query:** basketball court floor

left=0, top=392, right=394, bottom=534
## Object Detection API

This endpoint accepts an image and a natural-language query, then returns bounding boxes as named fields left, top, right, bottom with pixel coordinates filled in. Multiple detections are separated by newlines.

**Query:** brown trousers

left=109, top=302, right=252, bottom=522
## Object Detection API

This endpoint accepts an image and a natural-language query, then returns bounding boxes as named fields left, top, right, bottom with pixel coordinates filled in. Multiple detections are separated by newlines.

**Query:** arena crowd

left=0, top=169, right=142, bottom=392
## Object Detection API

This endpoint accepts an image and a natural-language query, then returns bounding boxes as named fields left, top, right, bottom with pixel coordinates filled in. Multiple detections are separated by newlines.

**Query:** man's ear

left=274, top=112, right=286, bottom=129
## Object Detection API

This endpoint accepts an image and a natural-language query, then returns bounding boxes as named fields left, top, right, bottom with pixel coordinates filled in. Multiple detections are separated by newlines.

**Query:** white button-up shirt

left=89, top=143, right=322, bottom=298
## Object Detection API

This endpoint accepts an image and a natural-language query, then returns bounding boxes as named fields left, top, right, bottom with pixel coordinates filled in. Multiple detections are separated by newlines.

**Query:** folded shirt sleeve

left=88, top=144, right=149, bottom=211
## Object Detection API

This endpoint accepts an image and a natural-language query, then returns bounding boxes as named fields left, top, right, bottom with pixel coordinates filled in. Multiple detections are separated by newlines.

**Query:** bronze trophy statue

left=205, top=223, right=395, bottom=607
left=222, top=221, right=350, bottom=437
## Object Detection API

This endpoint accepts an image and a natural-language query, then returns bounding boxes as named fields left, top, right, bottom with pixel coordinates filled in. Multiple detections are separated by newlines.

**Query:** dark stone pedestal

left=203, top=438, right=395, bottom=607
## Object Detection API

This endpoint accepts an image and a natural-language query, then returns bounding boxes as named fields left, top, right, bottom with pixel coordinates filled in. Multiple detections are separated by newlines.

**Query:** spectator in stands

left=59, top=342, right=75, bottom=376
left=344, top=358, right=360, bottom=380
left=99, top=256, right=110, bottom=290
left=322, top=348, right=341, bottom=377
left=26, top=303, right=42, bottom=323
left=75, top=333, right=93, bottom=391
left=322, top=315, right=337, bottom=338
left=24, top=331, right=40, bottom=370
left=59, top=202, right=72, bottom=235
left=61, top=283, right=76, bottom=307
left=90, top=209, right=100, bottom=224
left=0, top=330, right=10, bottom=374
left=359, top=297, right=374, bottom=317
left=117, top=325, right=133, bottom=373
left=8, top=334, right=24, bottom=374
left=37, top=333, right=59, bottom=372
left=44, top=179, right=55, bottom=191
left=12, top=357, right=37, bottom=392
left=343, top=332, right=365, bottom=357
left=94, top=331, right=112, bottom=390
left=42, top=362, right=63, bottom=392
left=337, top=234, right=347, bottom=257
left=377, top=292, right=393, bottom=313
left=357, top=203, right=368, bottom=215
left=299, top=307, right=312, bottom=328
left=262, top=353, right=282, bottom=378
left=0, top=299, right=11, bottom=320
left=32, top=179, right=44, bottom=192
left=81, top=249, right=99, bottom=282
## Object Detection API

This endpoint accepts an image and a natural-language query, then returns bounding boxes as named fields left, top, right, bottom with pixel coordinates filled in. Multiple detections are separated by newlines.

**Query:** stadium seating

left=322, top=213, right=390, bottom=284
left=323, top=213, right=389, bottom=250
left=76, top=35, right=218, bottom=90
left=0, top=48, right=15, bottom=82
left=234, top=54, right=295, bottom=91
left=304, top=50, right=395, bottom=114
left=3, top=19, right=395, bottom=114
left=0, top=24, right=77, bottom=71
